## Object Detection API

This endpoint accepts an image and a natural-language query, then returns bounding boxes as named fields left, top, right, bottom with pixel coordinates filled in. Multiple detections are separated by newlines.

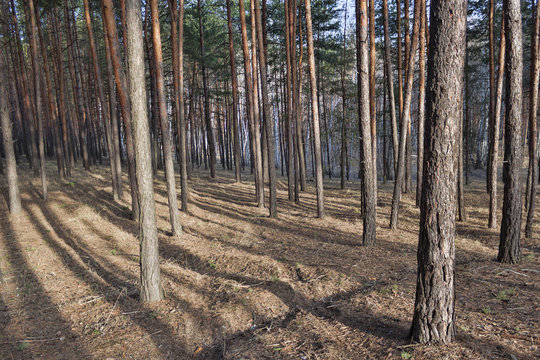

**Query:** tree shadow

left=0, top=199, right=91, bottom=358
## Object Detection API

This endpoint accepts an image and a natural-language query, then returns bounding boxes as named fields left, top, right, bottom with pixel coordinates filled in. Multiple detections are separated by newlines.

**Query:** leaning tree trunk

left=525, top=0, right=540, bottom=238
left=125, top=0, right=164, bottom=303
left=356, top=0, right=377, bottom=245
left=150, top=0, right=181, bottom=236
left=410, top=0, right=466, bottom=344
left=498, top=0, right=523, bottom=265
left=305, top=0, right=325, bottom=218
left=488, top=15, right=505, bottom=229
left=0, top=50, right=22, bottom=214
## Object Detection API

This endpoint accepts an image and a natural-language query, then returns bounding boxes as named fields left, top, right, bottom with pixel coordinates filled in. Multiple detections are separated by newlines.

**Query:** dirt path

left=0, top=163, right=538, bottom=359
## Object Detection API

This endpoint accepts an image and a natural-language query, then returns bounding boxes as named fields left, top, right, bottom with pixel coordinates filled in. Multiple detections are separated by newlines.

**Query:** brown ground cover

left=0, top=163, right=538, bottom=359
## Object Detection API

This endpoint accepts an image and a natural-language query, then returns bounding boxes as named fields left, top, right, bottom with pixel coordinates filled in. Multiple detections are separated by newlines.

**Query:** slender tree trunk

left=305, top=0, right=325, bottom=218
left=50, top=12, right=73, bottom=178
left=253, top=0, right=277, bottom=218
left=226, top=0, right=242, bottom=183
left=0, top=50, right=22, bottom=214
left=369, top=0, right=377, bottom=200
left=285, top=0, right=295, bottom=200
left=239, top=0, right=264, bottom=207
left=416, top=0, right=426, bottom=207
left=103, top=18, right=123, bottom=197
left=125, top=0, right=163, bottom=303
left=488, top=16, right=505, bottom=229
left=197, top=0, right=217, bottom=179
left=177, top=0, right=189, bottom=210
left=487, top=0, right=496, bottom=193
left=297, top=8, right=307, bottom=192
left=390, top=0, right=421, bottom=229
left=83, top=0, right=119, bottom=200
left=383, top=0, right=399, bottom=176
left=498, top=0, right=523, bottom=264
left=37, top=11, right=65, bottom=181
left=102, top=0, right=140, bottom=220
left=410, top=0, right=466, bottom=344
left=356, top=0, right=377, bottom=245
left=150, top=0, right=181, bottom=236
left=340, top=1, right=348, bottom=190
left=27, top=0, right=47, bottom=200
left=525, top=0, right=540, bottom=238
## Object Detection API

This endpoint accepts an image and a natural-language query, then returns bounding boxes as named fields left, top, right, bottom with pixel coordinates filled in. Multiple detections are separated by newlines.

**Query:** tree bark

left=383, top=0, right=398, bottom=176
left=150, top=0, right=181, bottom=236
left=26, top=0, right=47, bottom=200
left=498, top=0, right=523, bottom=264
left=0, top=50, right=22, bottom=214
left=389, top=0, right=421, bottom=229
left=177, top=0, right=189, bottom=211
left=253, top=0, right=277, bottom=218
left=488, top=15, right=505, bottom=229
left=197, top=0, right=216, bottom=179
left=525, top=0, right=540, bottom=238
left=369, top=0, right=377, bottom=200
left=410, top=0, right=466, bottom=344
left=102, top=0, right=140, bottom=220
left=125, top=0, right=164, bottom=303
left=238, top=0, right=264, bottom=207
left=226, top=0, right=242, bottom=183
left=305, top=0, right=325, bottom=218
left=415, top=0, right=426, bottom=207
left=83, top=0, right=120, bottom=200
left=356, top=0, right=376, bottom=245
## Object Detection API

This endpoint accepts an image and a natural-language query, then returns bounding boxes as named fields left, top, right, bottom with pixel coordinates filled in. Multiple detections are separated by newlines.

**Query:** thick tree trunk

left=0, top=50, right=22, bottom=214
left=125, top=0, right=164, bottom=303
left=410, top=0, right=466, bottom=344
left=305, top=0, right=325, bottom=218
left=498, top=0, right=523, bottom=264
left=150, top=0, right=182, bottom=236
left=525, top=0, right=540, bottom=238
left=356, top=0, right=377, bottom=245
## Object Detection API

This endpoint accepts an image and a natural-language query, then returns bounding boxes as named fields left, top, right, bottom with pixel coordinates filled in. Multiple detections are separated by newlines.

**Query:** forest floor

left=0, top=162, right=538, bottom=360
